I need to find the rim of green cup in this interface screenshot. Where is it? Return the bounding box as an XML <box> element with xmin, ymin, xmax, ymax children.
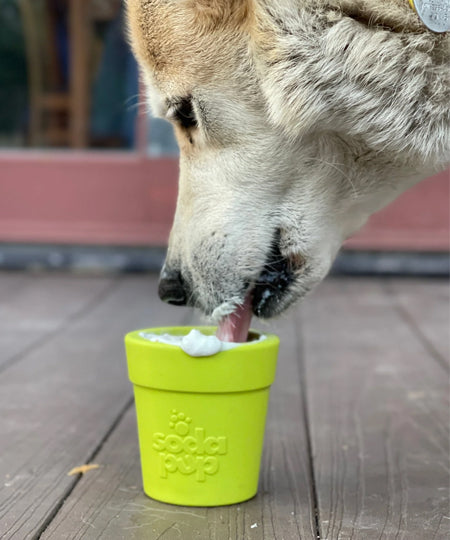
<box><xmin>125</xmin><ymin>326</ymin><xmax>279</xmax><ymax>394</ymax></box>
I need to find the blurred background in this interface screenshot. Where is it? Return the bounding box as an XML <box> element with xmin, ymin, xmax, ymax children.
<box><xmin>0</xmin><ymin>0</ymin><xmax>448</xmax><ymax>274</ymax></box>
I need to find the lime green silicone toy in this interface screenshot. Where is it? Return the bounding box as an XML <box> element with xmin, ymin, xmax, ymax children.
<box><xmin>125</xmin><ymin>326</ymin><xmax>279</xmax><ymax>507</ymax></box>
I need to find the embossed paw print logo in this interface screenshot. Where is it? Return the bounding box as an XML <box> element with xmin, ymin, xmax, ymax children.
<box><xmin>152</xmin><ymin>409</ymin><xmax>228</xmax><ymax>481</ymax></box>
<box><xmin>169</xmin><ymin>409</ymin><xmax>192</xmax><ymax>436</ymax></box>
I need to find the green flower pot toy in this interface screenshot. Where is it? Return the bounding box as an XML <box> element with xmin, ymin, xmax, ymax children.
<box><xmin>125</xmin><ymin>326</ymin><xmax>279</xmax><ymax>506</ymax></box>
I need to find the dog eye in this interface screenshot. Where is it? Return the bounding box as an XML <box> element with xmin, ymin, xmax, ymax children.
<box><xmin>171</xmin><ymin>98</ymin><xmax>197</xmax><ymax>130</ymax></box>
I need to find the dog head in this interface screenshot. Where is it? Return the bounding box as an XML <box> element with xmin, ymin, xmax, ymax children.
<box><xmin>127</xmin><ymin>0</ymin><xmax>448</xmax><ymax>331</ymax></box>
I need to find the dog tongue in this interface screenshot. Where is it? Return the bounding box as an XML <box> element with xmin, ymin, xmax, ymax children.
<box><xmin>216</xmin><ymin>293</ymin><xmax>253</xmax><ymax>343</ymax></box>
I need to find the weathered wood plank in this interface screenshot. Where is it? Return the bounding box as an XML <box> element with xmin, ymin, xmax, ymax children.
<box><xmin>41</xmin><ymin>315</ymin><xmax>317</xmax><ymax>539</ymax></box>
<box><xmin>0</xmin><ymin>272</ymin><xmax>116</xmax><ymax>371</ymax></box>
<box><xmin>0</xmin><ymin>272</ymin><xmax>29</xmax><ymax>301</ymax></box>
<box><xmin>301</xmin><ymin>278</ymin><xmax>450</xmax><ymax>540</ymax></box>
<box><xmin>386</xmin><ymin>278</ymin><xmax>449</xmax><ymax>369</ymax></box>
<box><xmin>0</xmin><ymin>275</ymin><xmax>189</xmax><ymax>540</ymax></box>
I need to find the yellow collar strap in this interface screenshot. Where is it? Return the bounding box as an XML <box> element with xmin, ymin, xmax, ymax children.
<box><xmin>408</xmin><ymin>0</ymin><xmax>450</xmax><ymax>33</ymax></box>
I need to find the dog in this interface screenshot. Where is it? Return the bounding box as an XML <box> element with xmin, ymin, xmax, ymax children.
<box><xmin>126</xmin><ymin>0</ymin><xmax>449</xmax><ymax>341</ymax></box>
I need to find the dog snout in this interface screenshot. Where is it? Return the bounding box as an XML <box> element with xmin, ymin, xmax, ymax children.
<box><xmin>158</xmin><ymin>267</ymin><xmax>188</xmax><ymax>306</ymax></box>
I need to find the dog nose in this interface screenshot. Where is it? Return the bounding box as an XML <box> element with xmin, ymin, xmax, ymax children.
<box><xmin>158</xmin><ymin>268</ymin><xmax>188</xmax><ymax>306</ymax></box>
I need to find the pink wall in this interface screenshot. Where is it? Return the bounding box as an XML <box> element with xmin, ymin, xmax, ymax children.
<box><xmin>0</xmin><ymin>151</ymin><xmax>177</xmax><ymax>245</ymax></box>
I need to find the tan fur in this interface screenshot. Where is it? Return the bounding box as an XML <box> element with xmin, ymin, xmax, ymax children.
<box><xmin>127</xmin><ymin>0</ymin><xmax>250</xmax><ymax>82</ymax></box>
<box><xmin>126</xmin><ymin>0</ymin><xmax>449</xmax><ymax>319</ymax></box>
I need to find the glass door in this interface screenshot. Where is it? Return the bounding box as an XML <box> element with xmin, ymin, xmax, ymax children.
<box><xmin>0</xmin><ymin>0</ymin><xmax>179</xmax><ymax>246</ymax></box>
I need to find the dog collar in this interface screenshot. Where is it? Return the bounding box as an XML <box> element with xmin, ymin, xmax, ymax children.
<box><xmin>408</xmin><ymin>0</ymin><xmax>450</xmax><ymax>32</ymax></box>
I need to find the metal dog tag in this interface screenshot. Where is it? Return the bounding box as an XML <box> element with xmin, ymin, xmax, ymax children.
<box><xmin>410</xmin><ymin>0</ymin><xmax>450</xmax><ymax>33</ymax></box>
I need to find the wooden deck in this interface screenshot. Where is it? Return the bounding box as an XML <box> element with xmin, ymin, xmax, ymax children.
<box><xmin>0</xmin><ymin>272</ymin><xmax>448</xmax><ymax>540</ymax></box>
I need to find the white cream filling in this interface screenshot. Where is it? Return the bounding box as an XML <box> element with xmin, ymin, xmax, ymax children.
<box><xmin>139</xmin><ymin>329</ymin><xmax>266</xmax><ymax>357</ymax></box>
